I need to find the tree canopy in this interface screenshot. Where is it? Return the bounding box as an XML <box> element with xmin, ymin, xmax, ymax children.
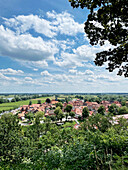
<box><xmin>69</xmin><ymin>0</ymin><xmax>128</xmax><ymax>77</ymax></box>
<box><xmin>56</xmin><ymin>102</ymin><xmax>63</xmax><ymax>109</ymax></box>
<box><xmin>65</xmin><ymin>104</ymin><xmax>73</xmax><ymax>113</ymax></box>
<box><xmin>98</xmin><ymin>105</ymin><xmax>105</xmax><ymax>115</ymax></box>
<box><xmin>46</xmin><ymin>98</ymin><xmax>51</xmax><ymax>103</ymax></box>
<box><xmin>82</xmin><ymin>107</ymin><xmax>89</xmax><ymax>118</ymax></box>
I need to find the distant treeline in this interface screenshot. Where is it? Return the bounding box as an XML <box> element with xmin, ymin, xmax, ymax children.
<box><xmin>0</xmin><ymin>94</ymin><xmax>52</xmax><ymax>104</ymax></box>
<box><xmin>0</xmin><ymin>94</ymin><xmax>128</xmax><ymax>105</ymax></box>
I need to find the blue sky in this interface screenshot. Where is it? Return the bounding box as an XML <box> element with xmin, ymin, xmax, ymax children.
<box><xmin>0</xmin><ymin>0</ymin><xmax>127</xmax><ymax>93</ymax></box>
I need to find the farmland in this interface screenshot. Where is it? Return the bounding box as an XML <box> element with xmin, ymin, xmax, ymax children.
<box><xmin>0</xmin><ymin>96</ymin><xmax>54</xmax><ymax>112</ymax></box>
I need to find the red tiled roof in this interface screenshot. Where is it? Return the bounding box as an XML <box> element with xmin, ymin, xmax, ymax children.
<box><xmin>74</xmin><ymin>124</ymin><xmax>80</xmax><ymax>129</ymax></box>
<box><xmin>89</xmin><ymin>111</ymin><xmax>93</xmax><ymax>116</ymax></box>
<box><xmin>51</xmin><ymin>100</ymin><xmax>58</xmax><ymax>104</ymax></box>
<box><xmin>31</xmin><ymin>104</ymin><xmax>41</xmax><ymax>107</ymax></box>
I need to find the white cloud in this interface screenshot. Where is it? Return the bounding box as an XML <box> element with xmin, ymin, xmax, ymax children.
<box><xmin>96</xmin><ymin>74</ymin><xmax>120</xmax><ymax>82</ymax></box>
<box><xmin>41</xmin><ymin>70</ymin><xmax>51</xmax><ymax>76</ymax></box>
<box><xmin>0</xmin><ymin>73</ymin><xmax>10</xmax><ymax>80</ymax></box>
<box><xmin>54</xmin><ymin>52</ymin><xmax>84</xmax><ymax>68</ymax></box>
<box><xmin>69</xmin><ymin>69</ymin><xmax>77</xmax><ymax>74</ymax></box>
<box><xmin>0</xmin><ymin>68</ymin><xmax>24</xmax><ymax>75</ymax></box>
<box><xmin>54</xmin><ymin>41</ymin><xmax>115</xmax><ymax>68</ymax></box>
<box><xmin>3</xmin><ymin>14</ymin><xmax>57</xmax><ymax>38</ymax></box>
<box><xmin>0</xmin><ymin>25</ymin><xmax>58</xmax><ymax>61</ymax></box>
<box><xmin>31</xmin><ymin>60</ymin><xmax>48</xmax><ymax>67</ymax></box>
<box><xmin>25</xmin><ymin>77</ymin><xmax>33</xmax><ymax>81</ymax></box>
<box><xmin>84</xmin><ymin>70</ymin><xmax>94</xmax><ymax>75</ymax></box>
<box><xmin>1</xmin><ymin>12</ymin><xmax>114</xmax><ymax>70</ymax></box>
<box><xmin>47</xmin><ymin>11</ymin><xmax>84</xmax><ymax>36</ymax></box>
<box><xmin>4</xmin><ymin>12</ymin><xmax>84</xmax><ymax>38</ymax></box>
<box><xmin>33</xmin><ymin>68</ymin><xmax>38</xmax><ymax>71</ymax></box>
<box><xmin>0</xmin><ymin>73</ymin><xmax>19</xmax><ymax>81</ymax></box>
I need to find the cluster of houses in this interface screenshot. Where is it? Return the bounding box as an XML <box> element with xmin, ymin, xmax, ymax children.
<box><xmin>18</xmin><ymin>99</ymin><xmax>122</xmax><ymax>120</ymax></box>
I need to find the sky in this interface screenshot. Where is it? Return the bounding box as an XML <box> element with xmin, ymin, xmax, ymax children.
<box><xmin>0</xmin><ymin>0</ymin><xmax>127</xmax><ymax>93</ymax></box>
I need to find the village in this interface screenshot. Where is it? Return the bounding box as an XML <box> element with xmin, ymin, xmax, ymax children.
<box><xmin>16</xmin><ymin>98</ymin><xmax>128</xmax><ymax>128</ymax></box>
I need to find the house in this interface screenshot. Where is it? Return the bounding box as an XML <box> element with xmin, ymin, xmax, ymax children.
<box><xmin>51</xmin><ymin>100</ymin><xmax>58</xmax><ymax>105</ymax></box>
<box><xmin>72</xmin><ymin>99</ymin><xmax>84</xmax><ymax>106</ymax></box>
<box><xmin>45</xmin><ymin>109</ymin><xmax>55</xmax><ymax>116</ymax></box>
<box><xmin>112</xmin><ymin>114</ymin><xmax>128</xmax><ymax>124</ymax></box>
<box><xmin>73</xmin><ymin>107</ymin><xmax>82</xmax><ymax>118</ymax></box>
<box><xmin>89</xmin><ymin>111</ymin><xmax>93</xmax><ymax>116</ymax></box>
<box><xmin>18</xmin><ymin>112</ymin><xmax>25</xmax><ymax>120</ymax></box>
<box><xmin>30</xmin><ymin>104</ymin><xmax>41</xmax><ymax>108</ymax></box>
<box><xmin>21</xmin><ymin>105</ymin><xmax>29</xmax><ymax>111</ymax></box>
<box><xmin>86</xmin><ymin>102</ymin><xmax>99</xmax><ymax>111</ymax></box>
<box><xmin>74</xmin><ymin>124</ymin><xmax>80</xmax><ymax>129</ymax></box>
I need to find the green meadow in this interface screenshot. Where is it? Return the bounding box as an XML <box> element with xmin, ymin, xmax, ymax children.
<box><xmin>0</xmin><ymin>96</ymin><xmax>54</xmax><ymax>112</ymax></box>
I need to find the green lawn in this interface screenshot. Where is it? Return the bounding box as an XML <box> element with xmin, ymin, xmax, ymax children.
<box><xmin>0</xmin><ymin>96</ymin><xmax>54</xmax><ymax>112</ymax></box>
<box><xmin>62</xmin><ymin>121</ymin><xmax>76</xmax><ymax>128</ymax></box>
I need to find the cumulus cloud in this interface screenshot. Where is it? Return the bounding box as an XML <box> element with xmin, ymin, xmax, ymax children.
<box><xmin>0</xmin><ymin>68</ymin><xmax>24</xmax><ymax>75</ymax></box>
<box><xmin>54</xmin><ymin>52</ymin><xmax>84</xmax><ymax>68</ymax></box>
<box><xmin>0</xmin><ymin>11</ymin><xmax>84</xmax><ymax>67</ymax></box>
<box><xmin>25</xmin><ymin>77</ymin><xmax>33</xmax><ymax>81</ymax></box>
<box><xmin>69</xmin><ymin>69</ymin><xmax>77</xmax><ymax>74</ymax></box>
<box><xmin>3</xmin><ymin>11</ymin><xmax>84</xmax><ymax>37</ymax></box>
<box><xmin>54</xmin><ymin>41</ymin><xmax>115</xmax><ymax>68</ymax></box>
<box><xmin>96</xmin><ymin>74</ymin><xmax>120</xmax><ymax>82</ymax></box>
<box><xmin>41</xmin><ymin>70</ymin><xmax>51</xmax><ymax>76</ymax></box>
<box><xmin>3</xmin><ymin>14</ymin><xmax>57</xmax><ymax>38</ymax></box>
<box><xmin>1</xmin><ymin>12</ymin><xmax>114</xmax><ymax>70</ymax></box>
<box><xmin>30</xmin><ymin>60</ymin><xmax>48</xmax><ymax>67</ymax></box>
<box><xmin>69</xmin><ymin>69</ymin><xmax>94</xmax><ymax>76</ymax></box>
<box><xmin>0</xmin><ymin>73</ymin><xmax>19</xmax><ymax>81</ymax></box>
<box><xmin>84</xmin><ymin>70</ymin><xmax>94</xmax><ymax>75</ymax></box>
<box><xmin>33</xmin><ymin>68</ymin><xmax>38</xmax><ymax>71</ymax></box>
<box><xmin>0</xmin><ymin>73</ymin><xmax>10</xmax><ymax>80</ymax></box>
<box><xmin>0</xmin><ymin>25</ymin><xmax>58</xmax><ymax>61</ymax></box>
<box><xmin>47</xmin><ymin>11</ymin><xmax>84</xmax><ymax>36</ymax></box>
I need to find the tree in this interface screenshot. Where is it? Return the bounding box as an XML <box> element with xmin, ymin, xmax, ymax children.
<box><xmin>118</xmin><ymin>106</ymin><xmax>128</xmax><ymax>115</ymax></box>
<box><xmin>54</xmin><ymin>107</ymin><xmax>64</xmax><ymax>121</ymax></box>
<box><xmin>108</xmin><ymin>104</ymin><xmax>119</xmax><ymax>115</ymax></box>
<box><xmin>69</xmin><ymin>0</ymin><xmax>128</xmax><ymax>77</ymax></box>
<box><xmin>46</xmin><ymin>98</ymin><xmax>51</xmax><ymax>104</ymax></box>
<box><xmin>65</xmin><ymin>104</ymin><xmax>73</xmax><ymax>113</ymax></box>
<box><xmin>121</xmin><ymin>100</ymin><xmax>126</xmax><ymax>106</ymax></box>
<box><xmin>29</xmin><ymin>100</ymin><xmax>32</xmax><ymax>105</ymax></box>
<box><xmin>78</xmin><ymin>115</ymin><xmax>82</xmax><ymax>121</ymax></box>
<box><xmin>98</xmin><ymin>105</ymin><xmax>105</xmax><ymax>115</ymax></box>
<box><xmin>0</xmin><ymin>113</ymin><xmax>24</xmax><ymax>162</ymax></box>
<box><xmin>37</xmin><ymin>100</ymin><xmax>41</xmax><ymax>104</ymax></box>
<box><xmin>11</xmin><ymin>98</ymin><xmax>16</xmax><ymax>102</ymax></box>
<box><xmin>56</xmin><ymin>102</ymin><xmax>63</xmax><ymax>109</ymax></box>
<box><xmin>25</xmin><ymin>112</ymin><xmax>34</xmax><ymax>122</ymax></box>
<box><xmin>82</xmin><ymin>107</ymin><xmax>89</xmax><ymax>118</ymax></box>
<box><xmin>58</xmin><ymin>110</ymin><xmax>64</xmax><ymax>121</ymax></box>
<box><xmin>69</xmin><ymin>111</ymin><xmax>75</xmax><ymax>118</ymax></box>
<box><xmin>54</xmin><ymin>106</ymin><xmax>61</xmax><ymax>116</ymax></box>
<box><xmin>15</xmin><ymin>96</ymin><xmax>21</xmax><ymax>101</ymax></box>
<box><xmin>50</xmin><ymin>115</ymin><xmax>56</xmax><ymax>121</ymax></box>
<box><xmin>65</xmin><ymin>113</ymin><xmax>69</xmax><ymax>121</ymax></box>
<box><xmin>81</xmin><ymin>113</ymin><xmax>112</xmax><ymax>132</ymax></box>
<box><xmin>35</xmin><ymin>111</ymin><xmax>44</xmax><ymax>124</ymax></box>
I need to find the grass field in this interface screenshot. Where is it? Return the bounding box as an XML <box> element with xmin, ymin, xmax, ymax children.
<box><xmin>0</xmin><ymin>96</ymin><xmax>54</xmax><ymax>112</ymax></box>
<box><xmin>62</xmin><ymin>121</ymin><xmax>76</xmax><ymax>128</ymax></box>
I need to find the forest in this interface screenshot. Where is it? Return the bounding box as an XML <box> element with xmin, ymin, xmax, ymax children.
<box><xmin>0</xmin><ymin>110</ymin><xmax>128</xmax><ymax>169</ymax></box>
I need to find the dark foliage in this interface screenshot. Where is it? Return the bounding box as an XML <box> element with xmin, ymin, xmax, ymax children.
<box><xmin>69</xmin><ymin>0</ymin><xmax>128</xmax><ymax>77</ymax></box>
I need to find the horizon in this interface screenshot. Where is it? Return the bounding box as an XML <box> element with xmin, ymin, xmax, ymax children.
<box><xmin>1</xmin><ymin>93</ymin><xmax>128</xmax><ymax>95</ymax></box>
